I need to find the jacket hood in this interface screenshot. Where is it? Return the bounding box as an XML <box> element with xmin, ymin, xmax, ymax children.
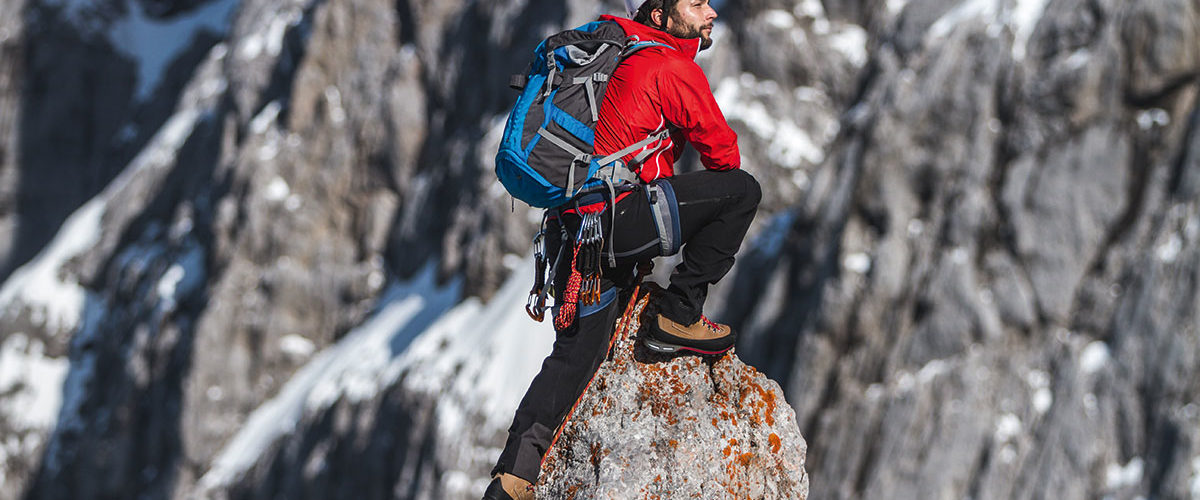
<box><xmin>599</xmin><ymin>15</ymin><xmax>702</xmax><ymax>60</ymax></box>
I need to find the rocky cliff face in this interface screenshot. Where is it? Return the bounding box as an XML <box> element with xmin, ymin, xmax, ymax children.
<box><xmin>723</xmin><ymin>1</ymin><xmax>1200</xmax><ymax>499</ymax></box>
<box><xmin>538</xmin><ymin>288</ymin><xmax>809</xmax><ymax>499</ymax></box>
<box><xmin>1</xmin><ymin>0</ymin><xmax>562</xmax><ymax>498</ymax></box>
<box><xmin>0</xmin><ymin>0</ymin><xmax>1198</xmax><ymax>499</ymax></box>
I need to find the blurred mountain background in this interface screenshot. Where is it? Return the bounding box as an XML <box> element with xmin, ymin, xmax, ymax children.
<box><xmin>0</xmin><ymin>0</ymin><xmax>1197</xmax><ymax>498</ymax></box>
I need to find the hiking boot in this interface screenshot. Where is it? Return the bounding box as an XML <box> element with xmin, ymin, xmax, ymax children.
<box><xmin>645</xmin><ymin>314</ymin><xmax>736</xmax><ymax>355</ymax></box>
<box><xmin>482</xmin><ymin>473</ymin><xmax>534</xmax><ymax>500</ymax></box>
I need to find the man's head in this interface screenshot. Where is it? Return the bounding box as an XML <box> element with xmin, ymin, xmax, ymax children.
<box><xmin>626</xmin><ymin>0</ymin><xmax>718</xmax><ymax>50</ymax></box>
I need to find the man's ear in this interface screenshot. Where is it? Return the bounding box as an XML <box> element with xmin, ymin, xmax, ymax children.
<box><xmin>650</xmin><ymin>8</ymin><xmax>665</xmax><ymax>28</ymax></box>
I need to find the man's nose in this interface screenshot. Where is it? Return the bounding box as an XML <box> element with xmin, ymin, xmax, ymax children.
<box><xmin>704</xmin><ymin>4</ymin><xmax>717</xmax><ymax>20</ymax></box>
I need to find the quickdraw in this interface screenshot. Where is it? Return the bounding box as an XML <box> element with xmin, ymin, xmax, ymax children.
<box><xmin>525</xmin><ymin>230</ymin><xmax>549</xmax><ymax>322</ymax></box>
<box><xmin>576</xmin><ymin>211</ymin><xmax>605</xmax><ymax>307</ymax></box>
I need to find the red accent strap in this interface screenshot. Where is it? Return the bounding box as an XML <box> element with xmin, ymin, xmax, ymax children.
<box><xmin>560</xmin><ymin>191</ymin><xmax>634</xmax><ymax>216</ymax></box>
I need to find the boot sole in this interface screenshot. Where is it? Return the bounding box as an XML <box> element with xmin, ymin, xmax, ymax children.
<box><xmin>644</xmin><ymin>338</ymin><xmax>733</xmax><ymax>356</ymax></box>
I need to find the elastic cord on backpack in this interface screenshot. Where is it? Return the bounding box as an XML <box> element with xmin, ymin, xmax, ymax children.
<box><xmin>605</xmin><ymin>178</ymin><xmax>619</xmax><ymax>268</ymax></box>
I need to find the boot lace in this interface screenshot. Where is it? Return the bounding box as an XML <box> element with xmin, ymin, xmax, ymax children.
<box><xmin>700</xmin><ymin>315</ymin><xmax>722</xmax><ymax>333</ymax></box>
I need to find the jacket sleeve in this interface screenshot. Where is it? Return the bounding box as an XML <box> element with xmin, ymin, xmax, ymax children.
<box><xmin>655</xmin><ymin>57</ymin><xmax>740</xmax><ymax>171</ymax></box>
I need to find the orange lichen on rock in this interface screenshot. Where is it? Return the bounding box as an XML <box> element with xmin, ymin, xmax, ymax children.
<box><xmin>535</xmin><ymin>290</ymin><xmax>809</xmax><ymax>499</ymax></box>
<box><xmin>737</xmin><ymin>452</ymin><xmax>754</xmax><ymax>468</ymax></box>
<box><xmin>670</xmin><ymin>377</ymin><xmax>688</xmax><ymax>395</ymax></box>
<box><xmin>737</xmin><ymin>378</ymin><xmax>778</xmax><ymax>426</ymax></box>
<box><xmin>760</xmin><ymin>384</ymin><xmax>777</xmax><ymax>426</ymax></box>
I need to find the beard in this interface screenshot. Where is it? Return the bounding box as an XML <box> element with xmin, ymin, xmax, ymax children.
<box><xmin>667</xmin><ymin>12</ymin><xmax>714</xmax><ymax>50</ymax></box>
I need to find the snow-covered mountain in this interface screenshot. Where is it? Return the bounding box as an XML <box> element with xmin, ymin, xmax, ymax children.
<box><xmin>1</xmin><ymin>0</ymin><xmax>1199</xmax><ymax>499</ymax></box>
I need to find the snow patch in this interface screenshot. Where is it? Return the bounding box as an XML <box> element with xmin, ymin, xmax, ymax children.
<box><xmin>828</xmin><ymin>25</ymin><xmax>868</xmax><ymax>68</ymax></box>
<box><xmin>280</xmin><ymin>335</ymin><xmax>316</xmax><ymax>359</ymax></box>
<box><xmin>106</xmin><ymin>0</ymin><xmax>240</xmax><ymax>100</ymax></box>
<box><xmin>324</xmin><ymin>87</ymin><xmax>347</xmax><ymax>124</ymax></box>
<box><xmin>924</xmin><ymin>0</ymin><xmax>1048</xmax><ymax>60</ymax></box>
<box><xmin>251</xmin><ymin>101</ymin><xmax>283</xmax><ymax>135</ymax></box>
<box><xmin>917</xmin><ymin>359</ymin><xmax>949</xmax><ymax>383</ymax></box>
<box><xmin>908</xmin><ymin>219</ymin><xmax>925</xmax><ymax>237</ymax></box>
<box><xmin>794</xmin><ymin>87</ymin><xmax>828</xmax><ymax>105</ymax></box>
<box><xmin>1079</xmin><ymin>341</ymin><xmax>1110</xmax><ymax>375</ymax></box>
<box><xmin>1010</xmin><ymin>0</ymin><xmax>1048</xmax><ymax>60</ymax></box>
<box><xmin>1138</xmin><ymin>109</ymin><xmax>1171</xmax><ymax>130</ymax></box>
<box><xmin>1157</xmin><ymin>233</ymin><xmax>1183</xmax><ymax>263</ymax></box>
<box><xmin>762</xmin><ymin>9</ymin><xmax>795</xmax><ymax>30</ymax></box>
<box><xmin>9</xmin><ymin>56</ymin><xmax>220</xmax><ymax>463</ymax></box>
<box><xmin>843</xmin><ymin>252</ymin><xmax>872</xmax><ymax>274</ymax></box>
<box><xmin>197</xmin><ymin>263</ymin><xmax>463</xmax><ymax>491</ymax></box>
<box><xmin>887</xmin><ymin>0</ymin><xmax>909</xmax><ymax>16</ymax></box>
<box><xmin>502</xmin><ymin>253</ymin><xmax>524</xmax><ymax>271</ymax></box>
<box><xmin>238</xmin><ymin>8</ymin><xmax>303</xmax><ymax>60</ymax></box>
<box><xmin>791</xmin><ymin>0</ymin><xmax>829</xmax><ymax>33</ymax></box>
<box><xmin>36</xmin><ymin>0</ymin><xmax>232</xmax><ymax>101</ymax></box>
<box><xmin>950</xmin><ymin>246</ymin><xmax>970</xmax><ymax>265</ymax></box>
<box><xmin>0</xmin><ymin>199</ymin><xmax>102</xmax><ymax>333</ymax></box>
<box><xmin>865</xmin><ymin>384</ymin><xmax>885</xmax><ymax>402</ymax></box>
<box><xmin>0</xmin><ymin>334</ymin><xmax>70</xmax><ymax>430</ymax></box>
<box><xmin>198</xmin><ymin>257</ymin><xmax>558</xmax><ymax>495</ymax></box>
<box><xmin>156</xmin><ymin>244</ymin><xmax>205</xmax><ymax>314</ymax></box>
<box><xmin>928</xmin><ymin>0</ymin><xmax>996</xmax><ymax>41</ymax></box>
<box><xmin>1106</xmin><ymin>457</ymin><xmax>1144</xmax><ymax>489</ymax></box>
<box><xmin>772</xmin><ymin>120</ymin><xmax>825</xmax><ymax>167</ymax></box>
<box><xmin>258</xmin><ymin>140</ymin><xmax>279</xmax><ymax>162</ymax></box>
<box><xmin>394</xmin><ymin>257</ymin><xmax>556</xmax><ymax>431</ymax></box>
<box><xmin>999</xmin><ymin>444</ymin><xmax>1017</xmax><ymax>463</ymax></box>
<box><xmin>1064</xmin><ymin>48</ymin><xmax>1090</xmax><ymax>70</ymax></box>
<box><xmin>714</xmin><ymin>75</ymin><xmax>827</xmax><ymax>169</ymax></box>
<box><xmin>156</xmin><ymin>264</ymin><xmax>187</xmax><ymax>303</ymax></box>
<box><xmin>1026</xmin><ymin>370</ymin><xmax>1052</xmax><ymax>415</ymax></box>
<box><xmin>994</xmin><ymin>413</ymin><xmax>1021</xmax><ymax>443</ymax></box>
<box><xmin>1190</xmin><ymin>455</ymin><xmax>1200</xmax><ymax>499</ymax></box>
<box><xmin>795</xmin><ymin>0</ymin><xmax>824</xmax><ymax>19</ymax></box>
<box><xmin>40</xmin><ymin>297</ymin><xmax>107</xmax><ymax>474</ymax></box>
<box><xmin>264</xmin><ymin>176</ymin><xmax>291</xmax><ymax>202</ymax></box>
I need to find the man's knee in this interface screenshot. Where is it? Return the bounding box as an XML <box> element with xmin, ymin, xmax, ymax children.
<box><xmin>728</xmin><ymin>169</ymin><xmax>761</xmax><ymax>209</ymax></box>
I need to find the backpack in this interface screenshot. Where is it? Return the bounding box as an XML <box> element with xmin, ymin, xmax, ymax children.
<box><xmin>495</xmin><ymin>20</ymin><xmax>671</xmax><ymax>209</ymax></box>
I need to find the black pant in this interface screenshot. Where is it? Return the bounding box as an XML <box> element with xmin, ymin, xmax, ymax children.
<box><xmin>492</xmin><ymin>169</ymin><xmax>761</xmax><ymax>482</ymax></box>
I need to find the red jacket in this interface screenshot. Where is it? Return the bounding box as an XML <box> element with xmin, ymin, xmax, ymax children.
<box><xmin>593</xmin><ymin>15</ymin><xmax>740</xmax><ymax>183</ymax></box>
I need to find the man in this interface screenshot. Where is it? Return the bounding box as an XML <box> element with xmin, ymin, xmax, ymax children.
<box><xmin>484</xmin><ymin>1</ymin><xmax>759</xmax><ymax>498</ymax></box>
